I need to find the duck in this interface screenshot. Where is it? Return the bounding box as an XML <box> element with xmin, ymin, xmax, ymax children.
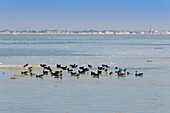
<box><xmin>70</xmin><ymin>64</ymin><xmax>78</xmax><ymax>68</ymax></box>
<box><xmin>117</xmin><ymin>71</ymin><xmax>126</xmax><ymax>77</ymax></box>
<box><xmin>88</xmin><ymin>64</ymin><xmax>93</xmax><ymax>68</ymax></box>
<box><xmin>135</xmin><ymin>71</ymin><xmax>143</xmax><ymax>77</ymax></box>
<box><xmin>23</xmin><ymin>63</ymin><xmax>28</xmax><ymax>67</ymax></box>
<box><xmin>109</xmin><ymin>72</ymin><xmax>113</xmax><ymax>75</ymax></box>
<box><xmin>91</xmin><ymin>71</ymin><xmax>100</xmax><ymax>78</ymax></box>
<box><xmin>126</xmin><ymin>72</ymin><xmax>131</xmax><ymax>75</ymax></box>
<box><xmin>11</xmin><ymin>77</ymin><xmax>16</xmax><ymax>79</ymax></box>
<box><xmin>36</xmin><ymin>74</ymin><xmax>44</xmax><ymax>78</ymax></box>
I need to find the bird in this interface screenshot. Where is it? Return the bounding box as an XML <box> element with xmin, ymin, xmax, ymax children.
<box><xmin>135</xmin><ymin>71</ymin><xmax>143</xmax><ymax>77</ymax></box>
<box><xmin>109</xmin><ymin>72</ymin><xmax>113</xmax><ymax>75</ymax></box>
<box><xmin>117</xmin><ymin>71</ymin><xmax>126</xmax><ymax>77</ymax></box>
<box><xmin>126</xmin><ymin>72</ymin><xmax>131</xmax><ymax>75</ymax></box>
<box><xmin>88</xmin><ymin>64</ymin><xmax>93</xmax><ymax>68</ymax></box>
<box><xmin>23</xmin><ymin>63</ymin><xmax>28</xmax><ymax>67</ymax></box>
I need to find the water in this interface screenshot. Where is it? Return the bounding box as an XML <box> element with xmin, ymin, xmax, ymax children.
<box><xmin>0</xmin><ymin>34</ymin><xmax>170</xmax><ymax>113</ymax></box>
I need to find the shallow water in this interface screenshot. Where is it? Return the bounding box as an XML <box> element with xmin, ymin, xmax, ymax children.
<box><xmin>0</xmin><ymin>34</ymin><xmax>170</xmax><ymax>113</ymax></box>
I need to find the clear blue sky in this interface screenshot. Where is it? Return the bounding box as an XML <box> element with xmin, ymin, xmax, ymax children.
<box><xmin>0</xmin><ymin>0</ymin><xmax>170</xmax><ymax>30</ymax></box>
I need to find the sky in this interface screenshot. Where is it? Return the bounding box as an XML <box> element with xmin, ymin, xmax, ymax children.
<box><xmin>0</xmin><ymin>0</ymin><xmax>170</xmax><ymax>30</ymax></box>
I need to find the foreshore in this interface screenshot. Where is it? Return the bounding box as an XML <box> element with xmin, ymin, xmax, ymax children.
<box><xmin>0</xmin><ymin>65</ymin><xmax>44</xmax><ymax>70</ymax></box>
<box><xmin>0</xmin><ymin>65</ymin><xmax>23</xmax><ymax>69</ymax></box>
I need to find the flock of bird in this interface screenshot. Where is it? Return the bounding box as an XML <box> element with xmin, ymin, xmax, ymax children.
<box><xmin>15</xmin><ymin>63</ymin><xmax>144</xmax><ymax>79</ymax></box>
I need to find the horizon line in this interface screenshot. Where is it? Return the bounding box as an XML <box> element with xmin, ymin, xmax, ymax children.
<box><xmin>0</xmin><ymin>29</ymin><xmax>169</xmax><ymax>31</ymax></box>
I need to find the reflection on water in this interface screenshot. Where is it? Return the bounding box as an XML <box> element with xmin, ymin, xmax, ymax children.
<box><xmin>0</xmin><ymin>34</ymin><xmax>170</xmax><ymax>113</ymax></box>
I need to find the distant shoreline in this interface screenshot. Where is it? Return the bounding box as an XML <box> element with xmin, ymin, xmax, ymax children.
<box><xmin>0</xmin><ymin>29</ymin><xmax>170</xmax><ymax>35</ymax></box>
<box><xmin>0</xmin><ymin>33</ymin><xmax>170</xmax><ymax>35</ymax></box>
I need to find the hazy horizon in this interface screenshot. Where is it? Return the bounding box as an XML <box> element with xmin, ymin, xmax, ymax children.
<box><xmin>0</xmin><ymin>0</ymin><xmax>170</xmax><ymax>31</ymax></box>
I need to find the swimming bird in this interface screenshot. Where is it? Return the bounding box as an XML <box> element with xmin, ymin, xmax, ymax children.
<box><xmin>21</xmin><ymin>71</ymin><xmax>29</xmax><ymax>75</ymax></box>
<box><xmin>135</xmin><ymin>71</ymin><xmax>143</xmax><ymax>77</ymax></box>
<box><xmin>11</xmin><ymin>77</ymin><xmax>16</xmax><ymax>79</ymax></box>
<box><xmin>36</xmin><ymin>74</ymin><xmax>44</xmax><ymax>78</ymax></box>
<box><xmin>126</xmin><ymin>72</ymin><xmax>131</xmax><ymax>75</ymax></box>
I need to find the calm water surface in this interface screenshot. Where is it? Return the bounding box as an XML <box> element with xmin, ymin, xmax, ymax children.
<box><xmin>0</xmin><ymin>34</ymin><xmax>170</xmax><ymax>113</ymax></box>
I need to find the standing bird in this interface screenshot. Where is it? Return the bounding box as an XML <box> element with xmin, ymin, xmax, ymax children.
<box><xmin>23</xmin><ymin>63</ymin><xmax>29</xmax><ymax>67</ymax></box>
<box><xmin>88</xmin><ymin>64</ymin><xmax>93</xmax><ymax>68</ymax></box>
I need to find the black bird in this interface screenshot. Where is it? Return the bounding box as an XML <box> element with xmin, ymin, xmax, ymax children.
<box><xmin>109</xmin><ymin>72</ymin><xmax>113</xmax><ymax>75</ymax></box>
<box><xmin>76</xmin><ymin>74</ymin><xmax>80</xmax><ymax>79</ymax></box>
<box><xmin>104</xmin><ymin>69</ymin><xmax>108</xmax><ymax>72</ymax></box>
<box><xmin>51</xmin><ymin>70</ymin><xmax>62</xmax><ymax>76</ymax></box>
<box><xmin>79</xmin><ymin>66</ymin><xmax>85</xmax><ymax>69</ymax></box>
<box><xmin>36</xmin><ymin>74</ymin><xmax>44</xmax><ymax>78</ymax></box>
<box><xmin>102</xmin><ymin>64</ymin><xmax>110</xmax><ymax>68</ymax></box>
<box><xmin>71</xmin><ymin>72</ymin><xmax>77</xmax><ymax>76</ymax></box>
<box><xmin>54</xmin><ymin>74</ymin><xmax>62</xmax><ymax>79</ymax></box>
<box><xmin>40</xmin><ymin>64</ymin><xmax>46</xmax><ymax>67</ymax></box>
<box><xmin>21</xmin><ymin>71</ymin><xmax>28</xmax><ymax>75</ymax></box>
<box><xmin>127</xmin><ymin>72</ymin><xmax>131</xmax><ymax>75</ymax></box>
<box><xmin>117</xmin><ymin>71</ymin><xmax>126</xmax><ymax>77</ymax></box>
<box><xmin>83</xmin><ymin>68</ymin><xmax>89</xmax><ymax>72</ymax></box>
<box><xmin>118</xmin><ymin>68</ymin><xmax>123</xmax><ymax>72</ymax></box>
<box><xmin>61</xmin><ymin>66</ymin><xmax>67</xmax><ymax>70</ymax></box>
<box><xmin>70</xmin><ymin>64</ymin><xmax>78</xmax><ymax>68</ymax></box>
<box><xmin>28</xmin><ymin>66</ymin><xmax>33</xmax><ymax>71</ymax></box>
<box><xmin>105</xmin><ymin>65</ymin><xmax>110</xmax><ymax>68</ymax></box>
<box><xmin>67</xmin><ymin>68</ymin><xmax>73</xmax><ymax>72</ymax></box>
<box><xmin>115</xmin><ymin>67</ymin><xmax>118</xmax><ymax>70</ymax></box>
<box><xmin>23</xmin><ymin>63</ymin><xmax>28</xmax><ymax>67</ymax></box>
<box><xmin>47</xmin><ymin>66</ymin><xmax>52</xmax><ymax>72</ymax></box>
<box><xmin>91</xmin><ymin>71</ymin><xmax>100</xmax><ymax>78</ymax></box>
<box><xmin>98</xmin><ymin>66</ymin><xmax>105</xmax><ymax>70</ymax></box>
<box><xmin>78</xmin><ymin>70</ymin><xmax>85</xmax><ymax>74</ymax></box>
<box><xmin>98</xmin><ymin>70</ymin><xmax>102</xmax><ymax>74</ymax></box>
<box><xmin>56</xmin><ymin>64</ymin><xmax>61</xmax><ymax>68</ymax></box>
<box><xmin>43</xmin><ymin>70</ymin><xmax>48</xmax><ymax>75</ymax></box>
<box><xmin>88</xmin><ymin>64</ymin><xmax>93</xmax><ymax>68</ymax></box>
<box><xmin>30</xmin><ymin>72</ymin><xmax>36</xmax><ymax>77</ymax></box>
<box><xmin>135</xmin><ymin>71</ymin><xmax>143</xmax><ymax>77</ymax></box>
